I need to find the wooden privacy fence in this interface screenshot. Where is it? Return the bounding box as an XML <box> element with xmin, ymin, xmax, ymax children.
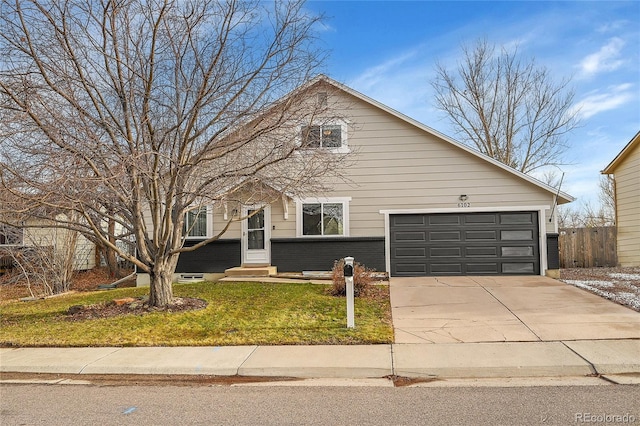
<box><xmin>559</xmin><ymin>227</ymin><xmax>617</xmax><ymax>268</ymax></box>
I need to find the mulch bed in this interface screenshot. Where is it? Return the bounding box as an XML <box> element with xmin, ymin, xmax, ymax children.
<box><xmin>66</xmin><ymin>297</ymin><xmax>208</xmax><ymax>321</ymax></box>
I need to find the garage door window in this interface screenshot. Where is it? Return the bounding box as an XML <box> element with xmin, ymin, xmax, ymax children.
<box><xmin>502</xmin><ymin>246</ymin><xmax>534</xmax><ymax>256</ymax></box>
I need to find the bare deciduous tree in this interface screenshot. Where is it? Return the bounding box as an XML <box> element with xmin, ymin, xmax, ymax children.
<box><xmin>557</xmin><ymin>176</ymin><xmax>615</xmax><ymax>228</ymax></box>
<box><xmin>0</xmin><ymin>0</ymin><xmax>346</xmax><ymax>307</ymax></box>
<box><xmin>432</xmin><ymin>39</ymin><xmax>580</xmax><ymax>173</ymax></box>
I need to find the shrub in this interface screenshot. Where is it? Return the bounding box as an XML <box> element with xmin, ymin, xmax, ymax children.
<box><xmin>329</xmin><ymin>259</ymin><xmax>376</xmax><ymax>297</ymax></box>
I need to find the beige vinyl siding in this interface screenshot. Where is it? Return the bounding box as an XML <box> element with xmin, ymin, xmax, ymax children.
<box><xmin>22</xmin><ymin>220</ymin><xmax>96</xmax><ymax>271</ymax></box>
<box><xmin>142</xmin><ymin>83</ymin><xmax>560</xmax><ymax>246</ymax></box>
<box><xmin>301</xmin><ymin>91</ymin><xmax>556</xmax><ymax>238</ymax></box>
<box><xmin>613</xmin><ymin>143</ymin><xmax>640</xmax><ymax>266</ymax></box>
<box><xmin>212</xmin><ymin>200</ymin><xmax>293</xmax><ymax>240</ymax></box>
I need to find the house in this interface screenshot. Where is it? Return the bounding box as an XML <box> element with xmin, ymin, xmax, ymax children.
<box><xmin>602</xmin><ymin>131</ymin><xmax>640</xmax><ymax>267</ymax></box>
<box><xmin>0</xmin><ymin>217</ymin><xmax>96</xmax><ymax>274</ymax></box>
<box><xmin>136</xmin><ymin>75</ymin><xmax>574</xmax><ymax>285</ymax></box>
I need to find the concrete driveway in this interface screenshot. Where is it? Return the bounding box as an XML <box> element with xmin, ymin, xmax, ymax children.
<box><xmin>390</xmin><ymin>276</ymin><xmax>640</xmax><ymax>344</ymax></box>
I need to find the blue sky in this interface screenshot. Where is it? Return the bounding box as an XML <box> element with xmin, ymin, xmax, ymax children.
<box><xmin>305</xmin><ymin>0</ymin><xmax>640</xmax><ymax>206</ymax></box>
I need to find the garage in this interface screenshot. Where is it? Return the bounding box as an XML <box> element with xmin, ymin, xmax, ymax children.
<box><xmin>390</xmin><ymin>211</ymin><xmax>539</xmax><ymax>276</ymax></box>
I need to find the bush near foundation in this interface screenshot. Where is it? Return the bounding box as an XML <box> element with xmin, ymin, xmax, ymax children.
<box><xmin>330</xmin><ymin>259</ymin><xmax>376</xmax><ymax>297</ymax></box>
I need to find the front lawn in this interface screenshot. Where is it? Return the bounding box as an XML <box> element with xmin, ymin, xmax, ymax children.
<box><xmin>0</xmin><ymin>282</ymin><xmax>393</xmax><ymax>346</ymax></box>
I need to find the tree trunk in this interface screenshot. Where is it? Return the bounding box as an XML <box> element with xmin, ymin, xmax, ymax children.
<box><xmin>103</xmin><ymin>216</ymin><xmax>121</xmax><ymax>278</ymax></box>
<box><xmin>148</xmin><ymin>256</ymin><xmax>179</xmax><ymax>307</ymax></box>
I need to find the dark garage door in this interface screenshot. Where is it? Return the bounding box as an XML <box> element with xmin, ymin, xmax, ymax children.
<box><xmin>390</xmin><ymin>211</ymin><xmax>539</xmax><ymax>276</ymax></box>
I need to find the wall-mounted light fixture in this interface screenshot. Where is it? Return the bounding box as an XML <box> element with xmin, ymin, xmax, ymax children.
<box><xmin>459</xmin><ymin>195</ymin><xmax>468</xmax><ymax>202</ymax></box>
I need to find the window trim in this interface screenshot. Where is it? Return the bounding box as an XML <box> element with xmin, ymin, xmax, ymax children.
<box><xmin>183</xmin><ymin>205</ymin><xmax>214</xmax><ymax>239</ymax></box>
<box><xmin>296</xmin><ymin>197</ymin><xmax>351</xmax><ymax>237</ymax></box>
<box><xmin>298</xmin><ymin>120</ymin><xmax>349</xmax><ymax>154</ymax></box>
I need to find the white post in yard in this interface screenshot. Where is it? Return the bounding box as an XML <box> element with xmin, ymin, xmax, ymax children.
<box><xmin>344</xmin><ymin>256</ymin><xmax>355</xmax><ymax>329</ymax></box>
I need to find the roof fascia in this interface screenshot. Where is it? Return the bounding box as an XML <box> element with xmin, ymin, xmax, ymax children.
<box><xmin>602</xmin><ymin>131</ymin><xmax>640</xmax><ymax>174</ymax></box>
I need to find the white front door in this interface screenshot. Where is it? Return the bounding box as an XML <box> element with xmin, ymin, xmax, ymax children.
<box><xmin>241</xmin><ymin>205</ymin><xmax>271</xmax><ymax>265</ymax></box>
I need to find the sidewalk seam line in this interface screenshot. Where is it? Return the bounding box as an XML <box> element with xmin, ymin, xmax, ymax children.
<box><xmin>236</xmin><ymin>346</ymin><xmax>259</xmax><ymax>376</ymax></box>
<box><xmin>475</xmin><ymin>279</ymin><xmax>542</xmax><ymax>341</ymax></box>
<box><xmin>390</xmin><ymin>344</ymin><xmax>395</xmax><ymax>377</ymax></box>
<box><xmin>560</xmin><ymin>341</ymin><xmax>599</xmax><ymax>376</ymax></box>
<box><xmin>78</xmin><ymin>347</ymin><xmax>123</xmax><ymax>374</ymax></box>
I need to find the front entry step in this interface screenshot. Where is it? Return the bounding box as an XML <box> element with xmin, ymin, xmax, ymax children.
<box><xmin>224</xmin><ymin>266</ymin><xmax>277</xmax><ymax>277</ymax></box>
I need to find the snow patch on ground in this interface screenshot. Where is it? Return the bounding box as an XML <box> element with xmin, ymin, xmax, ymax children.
<box><xmin>608</xmin><ymin>273</ymin><xmax>640</xmax><ymax>281</ymax></box>
<box><xmin>564</xmin><ymin>280</ymin><xmax>640</xmax><ymax>311</ymax></box>
<box><xmin>563</xmin><ymin>280</ymin><xmax>614</xmax><ymax>288</ymax></box>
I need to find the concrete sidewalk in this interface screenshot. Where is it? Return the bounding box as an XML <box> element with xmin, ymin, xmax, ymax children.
<box><xmin>1</xmin><ymin>340</ymin><xmax>639</xmax><ymax>382</ymax></box>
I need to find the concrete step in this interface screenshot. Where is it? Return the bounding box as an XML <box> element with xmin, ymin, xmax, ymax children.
<box><xmin>224</xmin><ymin>266</ymin><xmax>277</xmax><ymax>277</ymax></box>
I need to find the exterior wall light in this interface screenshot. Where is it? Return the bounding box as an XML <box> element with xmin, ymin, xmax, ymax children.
<box><xmin>459</xmin><ymin>195</ymin><xmax>468</xmax><ymax>202</ymax></box>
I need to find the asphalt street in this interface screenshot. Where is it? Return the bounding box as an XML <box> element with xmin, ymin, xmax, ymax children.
<box><xmin>1</xmin><ymin>382</ymin><xmax>638</xmax><ymax>425</ymax></box>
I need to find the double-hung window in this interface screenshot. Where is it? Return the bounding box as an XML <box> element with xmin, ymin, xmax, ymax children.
<box><xmin>297</xmin><ymin>198</ymin><xmax>350</xmax><ymax>237</ymax></box>
<box><xmin>183</xmin><ymin>206</ymin><xmax>210</xmax><ymax>238</ymax></box>
<box><xmin>300</xmin><ymin>121</ymin><xmax>348</xmax><ymax>153</ymax></box>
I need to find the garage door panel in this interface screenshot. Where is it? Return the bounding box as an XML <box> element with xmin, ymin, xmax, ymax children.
<box><xmin>390</xmin><ymin>211</ymin><xmax>539</xmax><ymax>276</ymax></box>
<box><xmin>465</xmin><ymin>246</ymin><xmax>498</xmax><ymax>257</ymax></box>
<box><xmin>394</xmin><ymin>247</ymin><xmax>426</xmax><ymax>258</ymax></box>
<box><xmin>429</xmin><ymin>263</ymin><xmax>463</xmax><ymax>274</ymax></box>
<box><xmin>392</xmin><ymin>215</ymin><xmax>427</xmax><ymax>226</ymax></box>
<box><xmin>466</xmin><ymin>263</ymin><xmax>499</xmax><ymax>274</ymax></box>
<box><xmin>465</xmin><ymin>230</ymin><xmax>498</xmax><ymax>241</ymax></box>
<box><xmin>394</xmin><ymin>263</ymin><xmax>427</xmax><ymax>275</ymax></box>
<box><xmin>429</xmin><ymin>231</ymin><xmax>461</xmax><ymax>241</ymax></box>
<box><xmin>464</xmin><ymin>214</ymin><xmax>497</xmax><ymax>225</ymax></box>
<box><xmin>428</xmin><ymin>215</ymin><xmax>461</xmax><ymax>226</ymax></box>
<box><xmin>393</xmin><ymin>231</ymin><xmax>426</xmax><ymax>242</ymax></box>
<box><xmin>429</xmin><ymin>247</ymin><xmax>462</xmax><ymax>258</ymax></box>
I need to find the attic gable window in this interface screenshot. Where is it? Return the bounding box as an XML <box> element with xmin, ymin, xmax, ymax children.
<box><xmin>302</xmin><ymin>124</ymin><xmax>342</xmax><ymax>148</ymax></box>
<box><xmin>299</xmin><ymin>120</ymin><xmax>349</xmax><ymax>154</ymax></box>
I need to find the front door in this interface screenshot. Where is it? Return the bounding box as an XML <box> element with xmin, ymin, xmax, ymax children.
<box><xmin>242</xmin><ymin>205</ymin><xmax>271</xmax><ymax>265</ymax></box>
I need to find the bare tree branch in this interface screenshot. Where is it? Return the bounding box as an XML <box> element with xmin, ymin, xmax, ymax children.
<box><xmin>432</xmin><ymin>39</ymin><xmax>580</xmax><ymax>173</ymax></box>
<box><xmin>0</xmin><ymin>0</ymin><xmax>343</xmax><ymax>306</ymax></box>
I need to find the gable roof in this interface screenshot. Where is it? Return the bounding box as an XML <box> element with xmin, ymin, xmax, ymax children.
<box><xmin>602</xmin><ymin>130</ymin><xmax>640</xmax><ymax>174</ymax></box>
<box><xmin>307</xmin><ymin>75</ymin><xmax>575</xmax><ymax>204</ymax></box>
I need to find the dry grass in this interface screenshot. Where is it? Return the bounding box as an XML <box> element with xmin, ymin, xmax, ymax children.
<box><xmin>0</xmin><ymin>267</ymin><xmax>135</xmax><ymax>301</ymax></box>
<box><xmin>0</xmin><ymin>281</ymin><xmax>393</xmax><ymax>347</ymax></box>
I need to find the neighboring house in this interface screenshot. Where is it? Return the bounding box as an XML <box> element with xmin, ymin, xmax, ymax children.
<box><xmin>0</xmin><ymin>217</ymin><xmax>96</xmax><ymax>273</ymax></box>
<box><xmin>602</xmin><ymin>131</ymin><xmax>640</xmax><ymax>267</ymax></box>
<box><xmin>137</xmin><ymin>75</ymin><xmax>574</xmax><ymax>285</ymax></box>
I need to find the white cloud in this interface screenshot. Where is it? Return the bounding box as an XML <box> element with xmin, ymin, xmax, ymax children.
<box><xmin>596</xmin><ymin>20</ymin><xmax>629</xmax><ymax>34</ymax></box>
<box><xmin>571</xmin><ymin>84</ymin><xmax>635</xmax><ymax>120</ymax></box>
<box><xmin>578</xmin><ymin>37</ymin><xmax>626</xmax><ymax>77</ymax></box>
<box><xmin>349</xmin><ymin>50</ymin><xmax>419</xmax><ymax>92</ymax></box>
